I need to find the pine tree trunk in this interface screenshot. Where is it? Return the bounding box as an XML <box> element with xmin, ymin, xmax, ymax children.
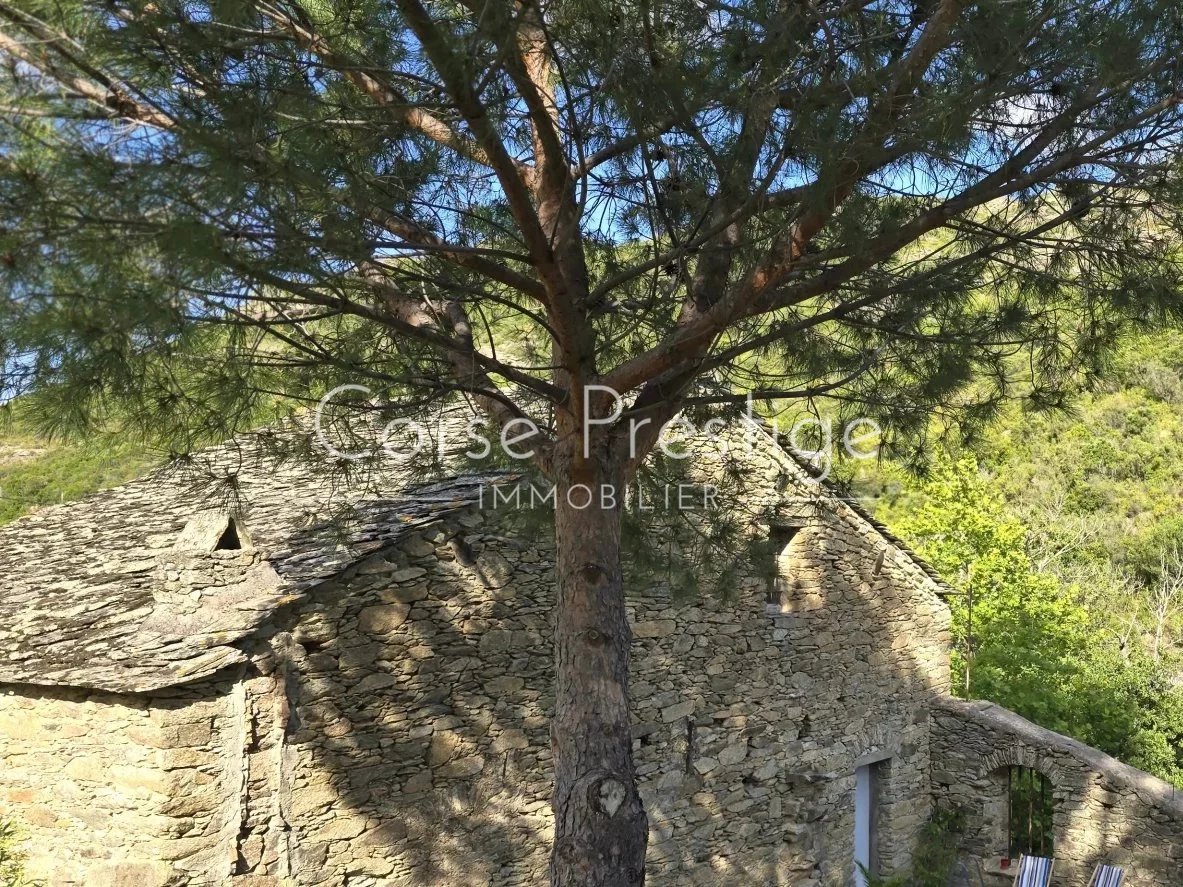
<box><xmin>548</xmin><ymin>454</ymin><xmax>648</xmax><ymax>886</ymax></box>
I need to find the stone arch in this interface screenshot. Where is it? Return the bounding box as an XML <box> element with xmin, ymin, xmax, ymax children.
<box><xmin>848</xmin><ymin>721</ymin><xmax>903</xmax><ymax>766</ymax></box>
<box><xmin>977</xmin><ymin>746</ymin><xmax>1066</xmax><ymax>788</ymax></box>
<box><xmin>973</xmin><ymin>746</ymin><xmax>1064</xmax><ymax>867</ymax></box>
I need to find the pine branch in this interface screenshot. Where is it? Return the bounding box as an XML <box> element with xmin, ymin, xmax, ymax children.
<box><xmin>0</xmin><ymin>10</ymin><xmax>173</xmax><ymax>128</ymax></box>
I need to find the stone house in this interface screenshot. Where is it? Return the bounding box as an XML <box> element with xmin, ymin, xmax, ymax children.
<box><xmin>0</xmin><ymin>411</ymin><xmax>1180</xmax><ymax>887</ymax></box>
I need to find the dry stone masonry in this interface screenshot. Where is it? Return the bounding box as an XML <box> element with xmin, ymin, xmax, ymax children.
<box><xmin>932</xmin><ymin>697</ymin><xmax>1183</xmax><ymax>887</ymax></box>
<box><xmin>0</xmin><ymin>408</ymin><xmax>1180</xmax><ymax>886</ymax></box>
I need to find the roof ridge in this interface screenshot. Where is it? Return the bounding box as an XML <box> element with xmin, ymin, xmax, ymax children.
<box><xmin>745</xmin><ymin>415</ymin><xmax>955</xmax><ymax>596</ymax></box>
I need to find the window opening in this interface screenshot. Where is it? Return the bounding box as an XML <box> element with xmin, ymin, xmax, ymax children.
<box><xmin>767</xmin><ymin>525</ymin><xmax>802</xmax><ymax>605</ymax></box>
<box><xmin>1007</xmin><ymin>766</ymin><xmax>1053</xmax><ymax>858</ymax></box>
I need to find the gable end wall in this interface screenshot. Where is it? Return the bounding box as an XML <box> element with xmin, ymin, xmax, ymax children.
<box><xmin>225</xmin><ymin>498</ymin><xmax>952</xmax><ymax>887</ymax></box>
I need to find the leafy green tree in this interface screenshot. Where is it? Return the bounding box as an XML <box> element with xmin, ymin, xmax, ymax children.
<box><xmin>4</xmin><ymin>1</ymin><xmax>1183</xmax><ymax>881</ymax></box>
<box><xmin>963</xmin><ymin>331</ymin><xmax>1183</xmax><ymax>664</ymax></box>
<box><xmin>895</xmin><ymin>458</ymin><xmax>1090</xmax><ymax>717</ymax></box>
<box><xmin>897</xmin><ymin>458</ymin><xmax>1183</xmax><ymax>786</ymax></box>
<box><xmin>1073</xmin><ymin>651</ymin><xmax>1183</xmax><ymax>785</ymax></box>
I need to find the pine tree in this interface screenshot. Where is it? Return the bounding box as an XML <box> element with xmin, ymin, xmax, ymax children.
<box><xmin>3</xmin><ymin>1</ymin><xmax>1183</xmax><ymax>883</ymax></box>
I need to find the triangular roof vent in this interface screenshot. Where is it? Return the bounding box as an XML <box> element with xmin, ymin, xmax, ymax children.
<box><xmin>214</xmin><ymin>516</ymin><xmax>242</xmax><ymax>551</ymax></box>
<box><xmin>175</xmin><ymin>510</ymin><xmax>251</xmax><ymax>552</ymax></box>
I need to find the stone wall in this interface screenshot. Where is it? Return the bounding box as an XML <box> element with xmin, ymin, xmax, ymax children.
<box><xmin>0</xmin><ymin>437</ymin><xmax>957</xmax><ymax>887</ymax></box>
<box><xmin>227</xmin><ymin>484</ymin><xmax>953</xmax><ymax>887</ymax></box>
<box><xmin>5</xmin><ymin>420</ymin><xmax>1180</xmax><ymax>887</ymax></box>
<box><xmin>931</xmin><ymin>696</ymin><xmax>1183</xmax><ymax>887</ymax></box>
<box><xmin>762</xmin><ymin>504</ymin><xmax>952</xmax><ymax>881</ymax></box>
<box><xmin>0</xmin><ymin>680</ymin><xmax>242</xmax><ymax>886</ymax></box>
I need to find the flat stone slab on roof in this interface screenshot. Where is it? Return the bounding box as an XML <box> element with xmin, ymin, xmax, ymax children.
<box><xmin>0</xmin><ymin>409</ymin><xmax>507</xmax><ymax>692</ymax></box>
<box><xmin>0</xmin><ymin>406</ymin><xmax>949</xmax><ymax>694</ymax></box>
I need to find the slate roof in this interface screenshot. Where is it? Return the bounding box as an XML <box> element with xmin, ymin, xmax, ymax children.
<box><xmin>0</xmin><ymin>405</ymin><xmax>950</xmax><ymax>694</ymax></box>
<box><xmin>0</xmin><ymin>407</ymin><xmax>510</xmax><ymax>693</ymax></box>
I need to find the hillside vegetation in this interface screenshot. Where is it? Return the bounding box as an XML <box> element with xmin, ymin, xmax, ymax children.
<box><xmin>0</xmin><ymin>403</ymin><xmax>155</xmax><ymax>525</ymax></box>
<box><xmin>862</xmin><ymin>330</ymin><xmax>1183</xmax><ymax>786</ymax></box>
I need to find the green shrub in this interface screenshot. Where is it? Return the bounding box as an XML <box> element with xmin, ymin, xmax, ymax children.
<box><xmin>861</xmin><ymin>808</ymin><xmax>965</xmax><ymax>887</ymax></box>
<box><xmin>0</xmin><ymin>817</ymin><xmax>32</xmax><ymax>887</ymax></box>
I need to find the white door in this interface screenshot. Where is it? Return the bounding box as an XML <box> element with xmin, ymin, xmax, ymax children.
<box><xmin>853</xmin><ymin>763</ymin><xmax>878</xmax><ymax>886</ymax></box>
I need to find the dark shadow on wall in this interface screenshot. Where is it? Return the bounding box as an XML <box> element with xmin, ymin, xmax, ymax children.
<box><xmin>223</xmin><ymin>480</ymin><xmax>958</xmax><ymax>887</ymax></box>
<box><xmin>240</xmin><ymin>514</ymin><xmax>551</xmax><ymax>886</ymax></box>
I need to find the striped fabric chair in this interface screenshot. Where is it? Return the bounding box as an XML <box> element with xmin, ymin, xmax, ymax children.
<box><xmin>1089</xmin><ymin>864</ymin><xmax>1125</xmax><ymax>887</ymax></box>
<box><xmin>1014</xmin><ymin>854</ymin><xmax>1055</xmax><ymax>887</ymax></box>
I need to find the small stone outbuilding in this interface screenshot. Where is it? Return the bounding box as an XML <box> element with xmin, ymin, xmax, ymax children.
<box><xmin>1</xmin><ymin>410</ymin><xmax>1180</xmax><ymax>886</ymax></box>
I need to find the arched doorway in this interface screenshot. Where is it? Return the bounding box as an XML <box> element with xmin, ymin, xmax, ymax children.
<box><xmin>1004</xmin><ymin>765</ymin><xmax>1054</xmax><ymax>859</ymax></box>
<box><xmin>976</xmin><ymin>763</ymin><xmax>1055</xmax><ymax>869</ymax></box>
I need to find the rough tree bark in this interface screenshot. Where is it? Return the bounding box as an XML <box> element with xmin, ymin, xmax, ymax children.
<box><xmin>548</xmin><ymin>430</ymin><xmax>648</xmax><ymax>887</ymax></box>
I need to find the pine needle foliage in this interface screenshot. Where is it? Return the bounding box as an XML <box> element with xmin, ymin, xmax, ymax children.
<box><xmin>4</xmin><ymin>2</ymin><xmax>1183</xmax><ymax>880</ymax></box>
<box><xmin>1</xmin><ymin>0</ymin><xmax>1181</xmax><ymax>458</ymax></box>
